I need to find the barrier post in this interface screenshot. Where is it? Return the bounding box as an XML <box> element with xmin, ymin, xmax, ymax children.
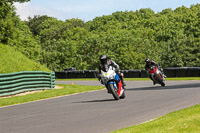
<box><xmin>51</xmin><ymin>71</ymin><xmax>55</xmax><ymax>89</ymax></box>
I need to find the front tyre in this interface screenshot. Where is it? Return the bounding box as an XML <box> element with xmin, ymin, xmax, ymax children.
<box><xmin>109</xmin><ymin>83</ymin><xmax>119</xmax><ymax>100</ymax></box>
<box><xmin>157</xmin><ymin>74</ymin><xmax>165</xmax><ymax>86</ymax></box>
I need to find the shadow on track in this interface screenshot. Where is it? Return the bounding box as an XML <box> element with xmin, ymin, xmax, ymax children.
<box><xmin>127</xmin><ymin>83</ymin><xmax>200</xmax><ymax>91</ymax></box>
<box><xmin>74</xmin><ymin>98</ymin><xmax>116</xmax><ymax>103</ymax></box>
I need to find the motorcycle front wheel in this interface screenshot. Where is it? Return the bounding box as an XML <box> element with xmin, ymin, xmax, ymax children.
<box><xmin>109</xmin><ymin>83</ymin><xmax>119</xmax><ymax>100</ymax></box>
<box><xmin>156</xmin><ymin>74</ymin><xmax>165</xmax><ymax>86</ymax></box>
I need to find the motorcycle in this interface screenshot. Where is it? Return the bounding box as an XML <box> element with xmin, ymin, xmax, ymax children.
<box><xmin>100</xmin><ymin>66</ymin><xmax>125</xmax><ymax>100</ymax></box>
<box><xmin>148</xmin><ymin>65</ymin><xmax>165</xmax><ymax>86</ymax></box>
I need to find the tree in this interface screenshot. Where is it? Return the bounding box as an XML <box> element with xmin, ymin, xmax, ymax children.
<box><xmin>4</xmin><ymin>2</ymin><xmax>200</xmax><ymax>71</ymax></box>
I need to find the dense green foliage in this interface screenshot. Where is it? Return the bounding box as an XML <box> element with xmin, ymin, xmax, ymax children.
<box><xmin>0</xmin><ymin>43</ymin><xmax>50</xmax><ymax>73</ymax></box>
<box><xmin>1</xmin><ymin>1</ymin><xmax>200</xmax><ymax>71</ymax></box>
<box><xmin>0</xmin><ymin>0</ymin><xmax>41</xmax><ymax>62</ymax></box>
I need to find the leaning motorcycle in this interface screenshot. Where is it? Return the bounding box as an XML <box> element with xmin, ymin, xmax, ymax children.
<box><xmin>100</xmin><ymin>66</ymin><xmax>125</xmax><ymax>100</ymax></box>
<box><xmin>148</xmin><ymin>65</ymin><xmax>165</xmax><ymax>86</ymax></box>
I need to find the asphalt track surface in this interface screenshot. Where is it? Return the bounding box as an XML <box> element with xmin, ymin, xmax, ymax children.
<box><xmin>0</xmin><ymin>80</ymin><xmax>200</xmax><ymax>133</ymax></box>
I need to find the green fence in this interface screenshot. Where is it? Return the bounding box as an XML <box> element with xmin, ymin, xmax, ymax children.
<box><xmin>0</xmin><ymin>71</ymin><xmax>55</xmax><ymax>96</ymax></box>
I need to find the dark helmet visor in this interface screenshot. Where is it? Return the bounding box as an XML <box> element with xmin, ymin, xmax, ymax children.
<box><xmin>101</xmin><ymin>59</ymin><xmax>107</xmax><ymax>64</ymax></box>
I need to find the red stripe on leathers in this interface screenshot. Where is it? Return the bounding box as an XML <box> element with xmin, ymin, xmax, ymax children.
<box><xmin>118</xmin><ymin>80</ymin><xmax>122</xmax><ymax>96</ymax></box>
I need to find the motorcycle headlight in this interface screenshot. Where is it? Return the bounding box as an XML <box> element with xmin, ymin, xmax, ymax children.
<box><xmin>108</xmin><ymin>73</ymin><xmax>115</xmax><ymax>80</ymax></box>
<box><xmin>156</xmin><ymin>70</ymin><xmax>160</xmax><ymax>74</ymax></box>
<box><xmin>103</xmin><ymin>77</ymin><xmax>108</xmax><ymax>81</ymax></box>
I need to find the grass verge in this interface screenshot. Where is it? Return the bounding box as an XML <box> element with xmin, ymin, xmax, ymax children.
<box><xmin>0</xmin><ymin>84</ymin><xmax>104</xmax><ymax>107</ymax></box>
<box><xmin>0</xmin><ymin>43</ymin><xmax>50</xmax><ymax>73</ymax></box>
<box><xmin>111</xmin><ymin>104</ymin><xmax>200</xmax><ymax>133</ymax></box>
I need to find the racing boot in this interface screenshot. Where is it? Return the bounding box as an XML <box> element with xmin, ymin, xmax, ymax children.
<box><xmin>105</xmin><ymin>85</ymin><xmax>111</xmax><ymax>94</ymax></box>
<box><xmin>160</xmin><ymin>68</ymin><xmax>167</xmax><ymax>78</ymax></box>
<box><xmin>122</xmin><ymin>80</ymin><xmax>126</xmax><ymax>88</ymax></box>
<box><xmin>150</xmin><ymin>76</ymin><xmax>155</xmax><ymax>85</ymax></box>
<box><xmin>120</xmin><ymin>75</ymin><xmax>126</xmax><ymax>86</ymax></box>
<box><xmin>106</xmin><ymin>87</ymin><xmax>111</xmax><ymax>94</ymax></box>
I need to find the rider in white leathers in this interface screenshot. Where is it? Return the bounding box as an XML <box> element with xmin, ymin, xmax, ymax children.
<box><xmin>98</xmin><ymin>55</ymin><xmax>126</xmax><ymax>89</ymax></box>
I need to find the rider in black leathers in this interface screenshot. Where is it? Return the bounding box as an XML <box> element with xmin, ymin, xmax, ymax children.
<box><xmin>145</xmin><ymin>57</ymin><xmax>166</xmax><ymax>84</ymax></box>
<box><xmin>144</xmin><ymin>58</ymin><xmax>159</xmax><ymax>70</ymax></box>
<box><xmin>98</xmin><ymin>55</ymin><xmax>126</xmax><ymax>88</ymax></box>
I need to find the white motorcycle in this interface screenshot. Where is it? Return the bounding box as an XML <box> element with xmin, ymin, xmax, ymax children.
<box><xmin>100</xmin><ymin>66</ymin><xmax>125</xmax><ymax>100</ymax></box>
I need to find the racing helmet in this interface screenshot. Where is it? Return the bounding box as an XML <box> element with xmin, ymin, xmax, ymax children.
<box><xmin>145</xmin><ymin>57</ymin><xmax>151</xmax><ymax>64</ymax></box>
<box><xmin>99</xmin><ymin>55</ymin><xmax>107</xmax><ymax>64</ymax></box>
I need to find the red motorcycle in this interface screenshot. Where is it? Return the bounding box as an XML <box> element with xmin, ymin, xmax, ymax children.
<box><xmin>148</xmin><ymin>65</ymin><xmax>165</xmax><ymax>86</ymax></box>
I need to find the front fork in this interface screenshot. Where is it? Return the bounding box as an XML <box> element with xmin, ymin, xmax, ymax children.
<box><xmin>107</xmin><ymin>80</ymin><xmax>122</xmax><ymax>96</ymax></box>
<box><xmin>151</xmin><ymin>71</ymin><xmax>164</xmax><ymax>82</ymax></box>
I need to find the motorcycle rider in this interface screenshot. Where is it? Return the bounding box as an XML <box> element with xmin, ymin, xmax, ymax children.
<box><xmin>98</xmin><ymin>55</ymin><xmax>126</xmax><ymax>92</ymax></box>
<box><xmin>145</xmin><ymin>57</ymin><xmax>166</xmax><ymax>85</ymax></box>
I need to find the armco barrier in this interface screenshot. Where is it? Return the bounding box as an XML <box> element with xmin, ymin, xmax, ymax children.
<box><xmin>163</xmin><ymin>68</ymin><xmax>177</xmax><ymax>77</ymax></box>
<box><xmin>187</xmin><ymin>67</ymin><xmax>200</xmax><ymax>77</ymax></box>
<box><xmin>55</xmin><ymin>70</ymin><xmax>98</xmax><ymax>79</ymax></box>
<box><xmin>0</xmin><ymin>71</ymin><xmax>55</xmax><ymax>96</ymax></box>
<box><xmin>163</xmin><ymin>67</ymin><xmax>200</xmax><ymax>77</ymax></box>
<box><xmin>122</xmin><ymin>70</ymin><xmax>141</xmax><ymax>78</ymax></box>
<box><xmin>55</xmin><ymin>71</ymin><xmax>67</xmax><ymax>79</ymax></box>
<box><xmin>140</xmin><ymin>70</ymin><xmax>148</xmax><ymax>78</ymax></box>
<box><xmin>55</xmin><ymin>67</ymin><xmax>200</xmax><ymax>79</ymax></box>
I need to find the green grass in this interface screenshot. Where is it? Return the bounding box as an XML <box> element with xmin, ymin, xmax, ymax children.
<box><xmin>0</xmin><ymin>84</ymin><xmax>104</xmax><ymax>107</ymax></box>
<box><xmin>56</xmin><ymin>77</ymin><xmax>200</xmax><ymax>81</ymax></box>
<box><xmin>0</xmin><ymin>43</ymin><xmax>50</xmax><ymax>73</ymax></box>
<box><xmin>111</xmin><ymin>104</ymin><xmax>200</xmax><ymax>133</ymax></box>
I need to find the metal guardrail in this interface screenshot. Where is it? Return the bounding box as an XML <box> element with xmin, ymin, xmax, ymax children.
<box><xmin>0</xmin><ymin>71</ymin><xmax>55</xmax><ymax>96</ymax></box>
<box><xmin>55</xmin><ymin>67</ymin><xmax>200</xmax><ymax>79</ymax></box>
